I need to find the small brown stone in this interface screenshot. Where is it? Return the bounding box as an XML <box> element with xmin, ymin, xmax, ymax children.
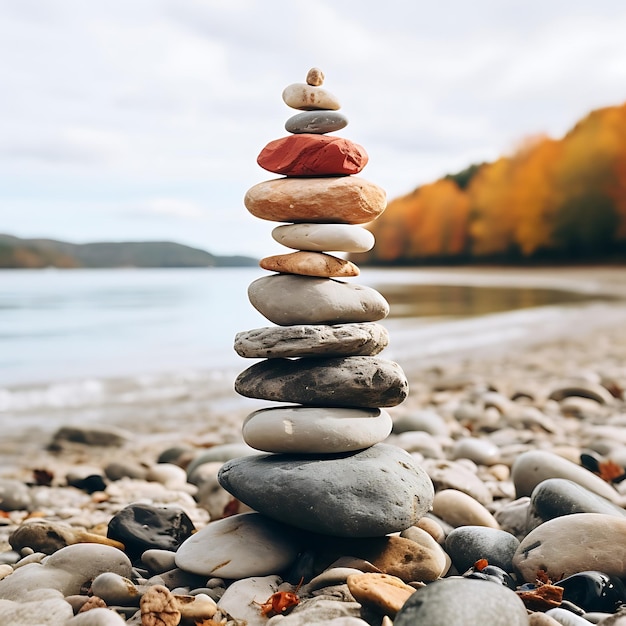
<box><xmin>78</xmin><ymin>596</ymin><xmax>107</xmax><ymax>612</ymax></box>
<box><xmin>347</xmin><ymin>572</ymin><xmax>416</xmax><ymax>617</ymax></box>
<box><xmin>306</xmin><ymin>67</ymin><xmax>324</xmax><ymax>86</ymax></box>
<box><xmin>260</xmin><ymin>251</ymin><xmax>359</xmax><ymax>278</ymax></box>
<box><xmin>140</xmin><ymin>585</ymin><xmax>181</xmax><ymax>626</ymax></box>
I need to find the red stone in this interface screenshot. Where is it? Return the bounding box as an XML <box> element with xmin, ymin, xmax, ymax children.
<box><xmin>257</xmin><ymin>134</ymin><xmax>369</xmax><ymax>176</ymax></box>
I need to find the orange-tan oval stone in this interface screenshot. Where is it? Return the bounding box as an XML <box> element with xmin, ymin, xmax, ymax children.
<box><xmin>244</xmin><ymin>177</ymin><xmax>387</xmax><ymax>224</ymax></box>
<box><xmin>259</xmin><ymin>251</ymin><xmax>359</xmax><ymax>278</ymax></box>
<box><xmin>347</xmin><ymin>573</ymin><xmax>416</xmax><ymax>617</ymax></box>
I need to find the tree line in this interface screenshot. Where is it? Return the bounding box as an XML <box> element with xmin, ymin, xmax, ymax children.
<box><xmin>356</xmin><ymin>102</ymin><xmax>626</xmax><ymax>265</ymax></box>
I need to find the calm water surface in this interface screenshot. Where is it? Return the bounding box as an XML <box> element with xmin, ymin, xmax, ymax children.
<box><xmin>0</xmin><ymin>267</ymin><xmax>611</xmax><ymax>387</ymax></box>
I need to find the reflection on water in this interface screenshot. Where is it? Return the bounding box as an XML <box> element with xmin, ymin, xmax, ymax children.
<box><xmin>375</xmin><ymin>283</ymin><xmax>620</xmax><ymax>319</ymax></box>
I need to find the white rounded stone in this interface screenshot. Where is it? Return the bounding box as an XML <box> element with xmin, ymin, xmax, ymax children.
<box><xmin>272</xmin><ymin>223</ymin><xmax>375</xmax><ymax>253</ymax></box>
<box><xmin>174</xmin><ymin>512</ymin><xmax>300</xmax><ymax>579</ymax></box>
<box><xmin>242</xmin><ymin>406</ymin><xmax>393</xmax><ymax>453</ymax></box>
<box><xmin>282</xmin><ymin>83</ymin><xmax>340</xmax><ymax>110</ymax></box>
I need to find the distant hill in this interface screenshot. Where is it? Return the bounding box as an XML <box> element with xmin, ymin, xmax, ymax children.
<box><xmin>0</xmin><ymin>234</ymin><xmax>258</xmax><ymax>269</ymax></box>
<box><xmin>355</xmin><ymin>102</ymin><xmax>626</xmax><ymax>265</ymax></box>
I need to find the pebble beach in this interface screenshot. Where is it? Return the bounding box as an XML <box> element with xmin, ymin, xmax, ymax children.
<box><xmin>0</xmin><ymin>266</ymin><xmax>625</xmax><ymax>625</ymax></box>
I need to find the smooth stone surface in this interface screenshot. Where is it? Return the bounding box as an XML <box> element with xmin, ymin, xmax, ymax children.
<box><xmin>218</xmin><ymin>444</ymin><xmax>434</xmax><ymax>537</ymax></box>
<box><xmin>248</xmin><ymin>275</ymin><xmax>389</xmax><ymax>326</ymax></box>
<box><xmin>528</xmin><ymin>478</ymin><xmax>626</xmax><ymax>529</ymax></box>
<box><xmin>395</xmin><ymin>578</ymin><xmax>529</xmax><ymax>626</ymax></box>
<box><xmin>234</xmin><ymin>356</ymin><xmax>409</xmax><ymax>408</ymax></box>
<box><xmin>175</xmin><ymin>513</ymin><xmax>301</xmax><ymax>578</ymax></box>
<box><xmin>67</xmin><ymin>607</ymin><xmax>127</xmax><ymax>625</ymax></box>
<box><xmin>234</xmin><ymin>323</ymin><xmax>389</xmax><ymax>359</ymax></box>
<box><xmin>445</xmin><ymin>526</ymin><xmax>520</xmax><ymax>574</ymax></box>
<box><xmin>244</xmin><ymin>177</ymin><xmax>386</xmax><ymax>224</ymax></box>
<box><xmin>285</xmin><ymin>110</ymin><xmax>348</xmax><ymax>134</ymax></box>
<box><xmin>0</xmin><ymin>544</ymin><xmax>132</xmax><ymax>601</ymax></box>
<box><xmin>186</xmin><ymin>443</ymin><xmax>260</xmax><ymax>478</ymax></box>
<box><xmin>306</xmin><ymin>67</ymin><xmax>324</xmax><ymax>86</ymax></box>
<box><xmin>452</xmin><ymin>438</ymin><xmax>501</xmax><ymax>466</ymax></box>
<box><xmin>399</xmin><ymin>526</ymin><xmax>450</xmax><ymax>576</ymax></box>
<box><xmin>257</xmin><ymin>134</ymin><xmax>368</xmax><ymax>176</ymax></box>
<box><xmin>282</xmin><ymin>83</ymin><xmax>340</xmax><ymax>110</ymax></box>
<box><xmin>513</xmin><ymin>513</ymin><xmax>626</xmax><ymax>582</ymax></box>
<box><xmin>242</xmin><ymin>406</ymin><xmax>393</xmax><ymax>453</ymax></box>
<box><xmin>217</xmin><ymin>575</ymin><xmax>282</xmax><ymax>626</ymax></box>
<box><xmin>259</xmin><ymin>251</ymin><xmax>359</xmax><ymax>278</ymax></box>
<box><xmin>0</xmin><ymin>596</ymin><xmax>74</xmax><ymax>624</ymax></box>
<box><xmin>432</xmin><ymin>489</ymin><xmax>499</xmax><ymax>528</ymax></box>
<box><xmin>346</xmin><ymin>572</ymin><xmax>415</xmax><ymax>617</ymax></box>
<box><xmin>272</xmin><ymin>223</ymin><xmax>375</xmax><ymax>253</ymax></box>
<box><xmin>90</xmin><ymin>572</ymin><xmax>140</xmax><ymax>605</ymax></box>
<box><xmin>49</xmin><ymin>424</ymin><xmax>131</xmax><ymax>447</ymax></box>
<box><xmin>9</xmin><ymin>519</ymin><xmax>123</xmax><ymax>554</ymax></box>
<box><xmin>266</xmin><ymin>598</ymin><xmax>364</xmax><ymax>625</ymax></box>
<box><xmin>391</xmin><ymin>409</ymin><xmax>450</xmax><ymax>437</ymax></box>
<box><xmin>545</xmin><ymin>607</ymin><xmax>596</xmax><ymax>625</ymax></box>
<box><xmin>423</xmin><ymin>459</ymin><xmax>493</xmax><ymax>504</ymax></box>
<box><xmin>107</xmin><ymin>503</ymin><xmax>195</xmax><ymax>559</ymax></box>
<box><xmin>512</xmin><ymin>450</ymin><xmax>621</xmax><ymax>503</ymax></box>
<box><xmin>0</xmin><ymin>479</ymin><xmax>32</xmax><ymax>511</ymax></box>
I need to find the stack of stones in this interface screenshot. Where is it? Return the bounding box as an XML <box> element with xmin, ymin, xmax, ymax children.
<box><xmin>218</xmin><ymin>69</ymin><xmax>434</xmax><ymax>538</ymax></box>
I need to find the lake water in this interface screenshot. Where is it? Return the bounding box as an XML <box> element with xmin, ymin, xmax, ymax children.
<box><xmin>0</xmin><ymin>266</ymin><xmax>622</xmax><ymax>456</ymax></box>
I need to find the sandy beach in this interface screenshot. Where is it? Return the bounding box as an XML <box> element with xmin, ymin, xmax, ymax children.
<box><xmin>1</xmin><ymin>265</ymin><xmax>626</xmax><ymax>624</ymax></box>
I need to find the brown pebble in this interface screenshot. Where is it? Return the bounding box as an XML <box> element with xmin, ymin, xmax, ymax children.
<box><xmin>140</xmin><ymin>585</ymin><xmax>181</xmax><ymax>626</ymax></box>
<box><xmin>306</xmin><ymin>67</ymin><xmax>324</xmax><ymax>86</ymax></box>
<box><xmin>79</xmin><ymin>596</ymin><xmax>107</xmax><ymax>612</ymax></box>
<box><xmin>347</xmin><ymin>572</ymin><xmax>415</xmax><ymax>617</ymax></box>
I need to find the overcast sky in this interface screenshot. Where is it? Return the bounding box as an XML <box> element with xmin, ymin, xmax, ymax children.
<box><xmin>2</xmin><ymin>0</ymin><xmax>626</xmax><ymax>258</ymax></box>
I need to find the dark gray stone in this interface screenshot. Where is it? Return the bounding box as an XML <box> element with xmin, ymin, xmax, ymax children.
<box><xmin>107</xmin><ymin>503</ymin><xmax>195</xmax><ymax>559</ymax></box>
<box><xmin>395</xmin><ymin>578</ymin><xmax>529</xmax><ymax>626</ymax></box>
<box><xmin>445</xmin><ymin>526</ymin><xmax>520</xmax><ymax>574</ymax></box>
<box><xmin>234</xmin><ymin>356</ymin><xmax>408</xmax><ymax>408</ymax></box>
<box><xmin>285</xmin><ymin>110</ymin><xmax>348</xmax><ymax>134</ymax></box>
<box><xmin>218</xmin><ymin>443</ymin><xmax>434</xmax><ymax>537</ymax></box>
<box><xmin>528</xmin><ymin>478</ymin><xmax>626</xmax><ymax>530</ymax></box>
<box><xmin>234</xmin><ymin>322</ymin><xmax>389</xmax><ymax>359</ymax></box>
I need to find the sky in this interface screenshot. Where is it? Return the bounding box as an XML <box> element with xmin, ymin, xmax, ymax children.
<box><xmin>2</xmin><ymin>1</ymin><xmax>626</xmax><ymax>259</ymax></box>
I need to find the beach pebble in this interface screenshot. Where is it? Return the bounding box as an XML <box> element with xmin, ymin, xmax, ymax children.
<box><xmin>0</xmin><ymin>595</ymin><xmax>74</xmax><ymax>624</ymax></box>
<box><xmin>391</xmin><ymin>431</ymin><xmax>444</xmax><ymax>458</ymax></box>
<box><xmin>235</xmin><ymin>356</ymin><xmax>408</xmax><ymax>408</ymax></box>
<box><xmin>545</xmin><ymin>607</ymin><xmax>596</xmax><ymax>625</ymax></box>
<box><xmin>141</xmin><ymin>549</ymin><xmax>177</xmax><ymax>574</ymax></box>
<box><xmin>49</xmin><ymin>424</ymin><xmax>131</xmax><ymax>447</ymax></box>
<box><xmin>257</xmin><ymin>134</ymin><xmax>368</xmax><ymax>176</ymax></box>
<box><xmin>306</xmin><ymin>67</ymin><xmax>324</xmax><ymax>85</ymax></box>
<box><xmin>104</xmin><ymin>460</ymin><xmax>149</xmax><ymax>481</ymax></box>
<box><xmin>512</xmin><ymin>450</ymin><xmax>621</xmax><ymax>503</ymax></box>
<box><xmin>0</xmin><ymin>544</ymin><xmax>132</xmax><ymax>601</ymax></box>
<box><xmin>558</xmin><ymin>571</ymin><xmax>626</xmax><ymax>613</ymax></box>
<box><xmin>90</xmin><ymin>571</ymin><xmax>140</xmax><ymax>605</ymax></box>
<box><xmin>272</xmin><ymin>223</ymin><xmax>375</xmax><ymax>253</ymax></box>
<box><xmin>365</xmin><ymin>535</ymin><xmax>446</xmax><ymax>582</ymax></box>
<box><xmin>494</xmin><ymin>497</ymin><xmax>531</xmax><ymax>540</ymax></box>
<box><xmin>9</xmin><ymin>519</ymin><xmax>123</xmax><ymax>554</ymax></box>
<box><xmin>67</xmin><ymin>607</ymin><xmax>127</xmax><ymax>625</ymax></box>
<box><xmin>432</xmin><ymin>489</ymin><xmax>499</xmax><ymax>528</ymax></box>
<box><xmin>175</xmin><ymin>513</ymin><xmax>301</xmax><ymax>578</ymax></box>
<box><xmin>452</xmin><ymin>437</ymin><xmax>501</xmax><ymax>466</ymax></box>
<box><xmin>528</xmin><ymin>478</ymin><xmax>626</xmax><ymax>529</ymax></box>
<box><xmin>266</xmin><ymin>598</ymin><xmax>364</xmax><ymax>625</ymax></box>
<box><xmin>260</xmin><ymin>251</ymin><xmax>360</xmax><ymax>278</ymax></box>
<box><xmin>282</xmin><ymin>82</ymin><xmax>340</xmax><ymax>110</ymax></box>
<box><xmin>423</xmin><ymin>459</ymin><xmax>493</xmax><ymax>505</ymax></box>
<box><xmin>445</xmin><ymin>526</ymin><xmax>520</xmax><ymax>573</ymax></box>
<box><xmin>145</xmin><ymin>463</ymin><xmax>188</xmax><ymax>488</ymax></box>
<box><xmin>217</xmin><ymin>575</ymin><xmax>281</xmax><ymax>626</ymax></box>
<box><xmin>285</xmin><ymin>110</ymin><xmax>348</xmax><ymax>134</ymax></box>
<box><xmin>549</xmin><ymin>381</ymin><xmax>615</xmax><ymax>404</ymax></box>
<box><xmin>234</xmin><ymin>323</ymin><xmax>389</xmax><ymax>359</ymax></box>
<box><xmin>242</xmin><ymin>406</ymin><xmax>393</xmax><ymax>453</ymax></box>
<box><xmin>400</xmin><ymin>525</ymin><xmax>449</xmax><ymax>571</ymax></box>
<box><xmin>392</xmin><ymin>409</ymin><xmax>450</xmax><ymax>437</ymax></box>
<box><xmin>248</xmin><ymin>275</ymin><xmax>389</xmax><ymax>325</ymax></box>
<box><xmin>346</xmin><ymin>572</ymin><xmax>415</xmax><ymax>617</ymax></box>
<box><xmin>219</xmin><ymin>444</ymin><xmax>434</xmax><ymax>537</ymax></box>
<box><xmin>244</xmin><ymin>176</ymin><xmax>386</xmax><ymax>224</ymax></box>
<box><xmin>395</xmin><ymin>577</ymin><xmax>529</xmax><ymax>625</ymax></box>
<box><xmin>513</xmin><ymin>513</ymin><xmax>626</xmax><ymax>582</ymax></box>
<box><xmin>107</xmin><ymin>503</ymin><xmax>195</xmax><ymax>559</ymax></box>
<box><xmin>186</xmin><ymin>443</ymin><xmax>259</xmax><ymax>477</ymax></box>
<box><xmin>0</xmin><ymin>479</ymin><xmax>32</xmax><ymax>511</ymax></box>
<box><xmin>305</xmin><ymin>568</ymin><xmax>365</xmax><ymax>592</ymax></box>
<box><xmin>175</xmin><ymin>593</ymin><xmax>218</xmax><ymax>620</ymax></box>
<box><xmin>140</xmin><ymin>584</ymin><xmax>180</xmax><ymax>626</ymax></box>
